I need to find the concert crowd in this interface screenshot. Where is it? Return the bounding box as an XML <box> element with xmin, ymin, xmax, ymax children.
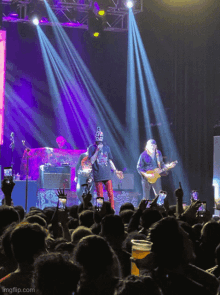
<box><xmin>0</xmin><ymin>179</ymin><xmax>220</xmax><ymax>295</ymax></box>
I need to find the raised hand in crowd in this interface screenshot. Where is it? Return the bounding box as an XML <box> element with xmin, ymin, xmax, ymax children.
<box><xmin>180</xmin><ymin>200</ymin><xmax>202</xmax><ymax>225</ymax></box>
<box><xmin>1</xmin><ymin>178</ymin><xmax>15</xmax><ymax>206</ymax></box>
<box><xmin>138</xmin><ymin>199</ymin><xmax>147</xmax><ymax>212</ymax></box>
<box><xmin>149</xmin><ymin>194</ymin><xmax>159</xmax><ymax>209</ymax></box>
<box><xmin>175</xmin><ymin>182</ymin><xmax>184</xmax><ymax>199</ymax></box>
<box><xmin>175</xmin><ymin>182</ymin><xmax>184</xmax><ymax>218</ymax></box>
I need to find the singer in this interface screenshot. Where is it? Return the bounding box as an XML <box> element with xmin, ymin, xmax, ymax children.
<box><xmin>88</xmin><ymin>127</ymin><xmax>121</xmax><ymax>209</ymax></box>
<box><xmin>137</xmin><ymin>139</ymin><xmax>167</xmax><ymax>200</ymax></box>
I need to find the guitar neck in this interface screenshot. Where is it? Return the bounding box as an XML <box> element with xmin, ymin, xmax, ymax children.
<box><xmin>159</xmin><ymin>161</ymin><xmax>177</xmax><ymax>174</ymax></box>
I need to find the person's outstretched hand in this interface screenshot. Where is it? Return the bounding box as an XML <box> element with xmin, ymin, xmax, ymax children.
<box><xmin>1</xmin><ymin>178</ymin><xmax>15</xmax><ymax>206</ymax></box>
<box><xmin>150</xmin><ymin>195</ymin><xmax>159</xmax><ymax>208</ymax></box>
<box><xmin>175</xmin><ymin>182</ymin><xmax>183</xmax><ymax>199</ymax></box>
<box><xmin>139</xmin><ymin>199</ymin><xmax>147</xmax><ymax>211</ymax></box>
<box><xmin>180</xmin><ymin>200</ymin><xmax>202</xmax><ymax>224</ymax></box>
<box><xmin>56</xmin><ymin>188</ymin><xmax>67</xmax><ymax>199</ymax></box>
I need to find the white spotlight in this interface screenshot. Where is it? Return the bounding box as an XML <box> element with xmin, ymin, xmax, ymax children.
<box><xmin>126</xmin><ymin>0</ymin><xmax>134</xmax><ymax>8</ymax></box>
<box><xmin>32</xmin><ymin>17</ymin><xmax>39</xmax><ymax>26</ymax></box>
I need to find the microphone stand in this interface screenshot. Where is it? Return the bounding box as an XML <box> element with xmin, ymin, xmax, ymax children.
<box><xmin>25</xmin><ymin>149</ymin><xmax>30</xmax><ymax>212</ymax></box>
<box><xmin>22</xmin><ymin>140</ymin><xmax>30</xmax><ymax>212</ymax></box>
<box><xmin>9</xmin><ymin>133</ymin><xmax>15</xmax><ymax>173</ymax></box>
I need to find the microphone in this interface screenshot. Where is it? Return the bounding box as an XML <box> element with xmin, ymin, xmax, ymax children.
<box><xmin>22</xmin><ymin>140</ymin><xmax>25</xmax><ymax>146</ymax></box>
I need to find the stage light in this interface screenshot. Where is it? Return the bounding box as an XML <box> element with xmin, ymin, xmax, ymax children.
<box><xmin>93</xmin><ymin>32</ymin><xmax>100</xmax><ymax>37</ymax></box>
<box><xmin>32</xmin><ymin>17</ymin><xmax>40</xmax><ymax>25</ymax></box>
<box><xmin>98</xmin><ymin>10</ymin><xmax>105</xmax><ymax>16</ymax></box>
<box><xmin>126</xmin><ymin>1</ymin><xmax>134</xmax><ymax>8</ymax></box>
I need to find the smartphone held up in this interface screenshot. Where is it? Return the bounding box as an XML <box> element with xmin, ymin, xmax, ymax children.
<box><xmin>3</xmin><ymin>167</ymin><xmax>13</xmax><ymax>183</ymax></box>
<box><xmin>157</xmin><ymin>191</ymin><xmax>167</xmax><ymax>206</ymax></box>
<box><xmin>96</xmin><ymin>197</ymin><xmax>104</xmax><ymax>211</ymax></box>
<box><xmin>191</xmin><ymin>190</ymin><xmax>199</xmax><ymax>202</ymax></box>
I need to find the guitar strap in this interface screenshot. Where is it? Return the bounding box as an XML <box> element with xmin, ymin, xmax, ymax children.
<box><xmin>156</xmin><ymin>150</ymin><xmax>161</xmax><ymax>169</ymax></box>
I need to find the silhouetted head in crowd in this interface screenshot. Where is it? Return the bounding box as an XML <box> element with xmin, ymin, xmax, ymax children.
<box><xmin>148</xmin><ymin>216</ymin><xmax>192</xmax><ymax>269</ymax></box>
<box><xmin>122</xmin><ymin>232</ymin><xmax>147</xmax><ymax>254</ymax></box>
<box><xmin>74</xmin><ymin>235</ymin><xmax>120</xmax><ymax>277</ymax></box>
<box><xmin>93</xmin><ymin>210</ymin><xmax>102</xmax><ymax>224</ymax></box>
<box><xmin>105</xmin><ymin>201</ymin><xmax>115</xmax><ymax>215</ymax></box>
<box><xmin>0</xmin><ymin>206</ymin><xmax>20</xmax><ymax>235</ymax></box>
<box><xmin>90</xmin><ymin>222</ymin><xmax>101</xmax><ymax>235</ymax></box>
<box><xmin>167</xmin><ymin>205</ymin><xmax>176</xmax><ymax>216</ymax></box>
<box><xmin>69</xmin><ymin>205</ymin><xmax>79</xmax><ymax>219</ymax></box>
<box><xmin>101</xmin><ymin>215</ymin><xmax>125</xmax><ymax>239</ymax></box>
<box><xmin>1</xmin><ymin>222</ymin><xmax>17</xmax><ymax>260</ymax></box>
<box><xmin>25</xmin><ymin>215</ymin><xmax>47</xmax><ymax>228</ymax></box>
<box><xmin>117</xmin><ymin>275</ymin><xmax>148</xmax><ymax>295</ymax></box>
<box><xmin>67</xmin><ymin>218</ymin><xmax>79</xmax><ymax>230</ymax></box>
<box><xmin>26</xmin><ymin>210</ymin><xmax>47</xmax><ymax>220</ymax></box>
<box><xmin>43</xmin><ymin>207</ymin><xmax>56</xmax><ymax>224</ymax></box>
<box><xmin>33</xmin><ymin>252</ymin><xmax>80</xmax><ymax>295</ymax></box>
<box><xmin>140</xmin><ymin>209</ymin><xmax>163</xmax><ymax>230</ymax></box>
<box><xmin>14</xmin><ymin>206</ymin><xmax>25</xmax><ymax>221</ymax></box>
<box><xmin>192</xmin><ymin>223</ymin><xmax>202</xmax><ymax>242</ymax></box>
<box><xmin>119</xmin><ymin>210</ymin><xmax>134</xmax><ymax>224</ymax></box>
<box><xmin>10</xmin><ymin>222</ymin><xmax>47</xmax><ymax>265</ymax></box>
<box><xmin>48</xmin><ymin>223</ymin><xmax>63</xmax><ymax>238</ymax></box>
<box><xmin>46</xmin><ymin>237</ymin><xmax>67</xmax><ymax>252</ymax></box>
<box><xmin>0</xmin><ymin>222</ymin><xmax>18</xmax><ymax>277</ymax></box>
<box><xmin>201</xmin><ymin>221</ymin><xmax>220</xmax><ymax>247</ymax></box>
<box><xmin>117</xmin><ymin>275</ymin><xmax>161</xmax><ymax>295</ymax></box>
<box><xmin>79</xmin><ymin>210</ymin><xmax>94</xmax><ymax>228</ymax></box>
<box><xmin>71</xmin><ymin>226</ymin><xmax>92</xmax><ymax>245</ymax></box>
<box><xmin>119</xmin><ymin>203</ymin><xmax>135</xmax><ymax>213</ymax></box>
<box><xmin>215</xmin><ymin>244</ymin><xmax>220</xmax><ymax>266</ymax></box>
<box><xmin>54</xmin><ymin>242</ymin><xmax>75</xmax><ymax>254</ymax></box>
<box><xmin>29</xmin><ymin>207</ymin><xmax>43</xmax><ymax>213</ymax></box>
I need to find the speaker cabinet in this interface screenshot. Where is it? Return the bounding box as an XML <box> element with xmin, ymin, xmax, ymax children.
<box><xmin>40</xmin><ymin>165</ymin><xmax>71</xmax><ymax>189</ymax></box>
<box><xmin>112</xmin><ymin>173</ymin><xmax>134</xmax><ymax>190</ymax></box>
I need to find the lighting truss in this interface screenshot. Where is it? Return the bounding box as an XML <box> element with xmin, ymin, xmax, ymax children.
<box><xmin>2</xmin><ymin>0</ymin><xmax>143</xmax><ymax>31</ymax></box>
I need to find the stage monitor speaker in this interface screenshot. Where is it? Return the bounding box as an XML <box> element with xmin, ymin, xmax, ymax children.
<box><xmin>12</xmin><ymin>180</ymin><xmax>38</xmax><ymax>212</ymax></box>
<box><xmin>112</xmin><ymin>173</ymin><xmax>134</xmax><ymax>190</ymax></box>
<box><xmin>40</xmin><ymin>165</ymin><xmax>71</xmax><ymax>189</ymax></box>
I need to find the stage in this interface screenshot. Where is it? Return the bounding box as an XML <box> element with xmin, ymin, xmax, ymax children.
<box><xmin>0</xmin><ymin>180</ymin><xmax>139</xmax><ymax>215</ymax></box>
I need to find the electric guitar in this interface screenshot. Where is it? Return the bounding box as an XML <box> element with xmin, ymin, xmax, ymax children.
<box><xmin>141</xmin><ymin>160</ymin><xmax>178</xmax><ymax>184</ymax></box>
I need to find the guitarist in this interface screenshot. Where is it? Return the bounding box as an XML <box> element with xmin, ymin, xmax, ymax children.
<box><xmin>137</xmin><ymin>139</ymin><xmax>167</xmax><ymax>200</ymax></box>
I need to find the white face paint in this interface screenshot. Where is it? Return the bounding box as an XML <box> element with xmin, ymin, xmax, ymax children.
<box><xmin>95</xmin><ymin>131</ymin><xmax>103</xmax><ymax>142</ymax></box>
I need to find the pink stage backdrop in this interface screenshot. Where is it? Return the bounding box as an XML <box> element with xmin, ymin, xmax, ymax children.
<box><xmin>0</xmin><ymin>30</ymin><xmax>6</xmax><ymax>145</ymax></box>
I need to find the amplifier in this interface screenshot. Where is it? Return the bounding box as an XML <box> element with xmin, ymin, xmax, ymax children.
<box><xmin>40</xmin><ymin>165</ymin><xmax>71</xmax><ymax>189</ymax></box>
<box><xmin>112</xmin><ymin>173</ymin><xmax>134</xmax><ymax>190</ymax></box>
